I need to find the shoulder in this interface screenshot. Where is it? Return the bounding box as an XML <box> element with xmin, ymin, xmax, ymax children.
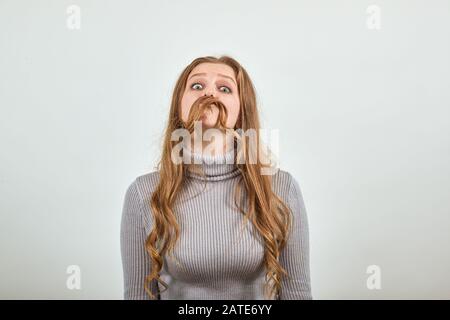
<box><xmin>123</xmin><ymin>171</ymin><xmax>160</xmax><ymax>203</ymax></box>
<box><xmin>271</xmin><ymin>169</ymin><xmax>309</xmax><ymax>235</ymax></box>
<box><xmin>271</xmin><ymin>168</ymin><xmax>307</xmax><ymax>219</ymax></box>
<box><xmin>133</xmin><ymin>171</ymin><xmax>161</xmax><ymax>203</ymax></box>
<box><xmin>123</xmin><ymin>171</ymin><xmax>161</xmax><ymax>234</ymax></box>
<box><xmin>270</xmin><ymin>168</ymin><xmax>302</xmax><ymax>202</ymax></box>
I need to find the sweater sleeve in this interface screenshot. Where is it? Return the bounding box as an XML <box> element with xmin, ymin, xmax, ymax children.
<box><xmin>278</xmin><ymin>174</ymin><xmax>313</xmax><ymax>300</ymax></box>
<box><xmin>120</xmin><ymin>180</ymin><xmax>159</xmax><ymax>300</ymax></box>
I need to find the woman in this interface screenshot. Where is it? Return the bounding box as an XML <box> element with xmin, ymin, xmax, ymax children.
<box><xmin>120</xmin><ymin>55</ymin><xmax>312</xmax><ymax>300</ymax></box>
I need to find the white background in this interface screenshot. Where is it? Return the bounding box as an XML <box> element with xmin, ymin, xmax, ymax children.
<box><xmin>1</xmin><ymin>0</ymin><xmax>449</xmax><ymax>299</ymax></box>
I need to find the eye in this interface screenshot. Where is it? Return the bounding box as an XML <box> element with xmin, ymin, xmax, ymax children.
<box><xmin>219</xmin><ymin>86</ymin><xmax>232</xmax><ymax>94</ymax></box>
<box><xmin>191</xmin><ymin>83</ymin><xmax>203</xmax><ymax>90</ymax></box>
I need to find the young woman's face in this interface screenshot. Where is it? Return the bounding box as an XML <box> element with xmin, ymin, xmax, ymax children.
<box><xmin>180</xmin><ymin>62</ymin><xmax>240</xmax><ymax>129</ymax></box>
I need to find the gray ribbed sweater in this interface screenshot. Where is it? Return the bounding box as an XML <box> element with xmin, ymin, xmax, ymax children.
<box><xmin>120</xmin><ymin>149</ymin><xmax>312</xmax><ymax>300</ymax></box>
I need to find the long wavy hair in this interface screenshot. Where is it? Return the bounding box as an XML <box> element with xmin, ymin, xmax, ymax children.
<box><xmin>144</xmin><ymin>55</ymin><xmax>293</xmax><ymax>300</ymax></box>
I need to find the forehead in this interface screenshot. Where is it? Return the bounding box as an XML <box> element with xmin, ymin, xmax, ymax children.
<box><xmin>189</xmin><ymin>62</ymin><xmax>236</xmax><ymax>80</ymax></box>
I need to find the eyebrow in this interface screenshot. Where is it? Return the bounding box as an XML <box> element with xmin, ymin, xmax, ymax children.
<box><xmin>187</xmin><ymin>72</ymin><xmax>237</xmax><ymax>86</ymax></box>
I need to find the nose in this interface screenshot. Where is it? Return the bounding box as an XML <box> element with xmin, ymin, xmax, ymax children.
<box><xmin>203</xmin><ymin>87</ymin><xmax>216</xmax><ymax>97</ymax></box>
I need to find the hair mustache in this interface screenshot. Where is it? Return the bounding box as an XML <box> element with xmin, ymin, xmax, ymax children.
<box><xmin>183</xmin><ymin>95</ymin><xmax>229</xmax><ymax>132</ymax></box>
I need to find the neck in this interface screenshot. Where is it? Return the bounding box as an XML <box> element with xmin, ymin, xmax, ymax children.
<box><xmin>183</xmin><ymin>146</ymin><xmax>241</xmax><ymax>182</ymax></box>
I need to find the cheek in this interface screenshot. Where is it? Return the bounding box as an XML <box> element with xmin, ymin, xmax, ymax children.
<box><xmin>180</xmin><ymin>93</ymin><xmax>197</xmax><ymax>122</ymax></box>
<box><xmin>224</xmin><ymin>96</ymin><xmax>240</xmax><ymax>127</ymax></box>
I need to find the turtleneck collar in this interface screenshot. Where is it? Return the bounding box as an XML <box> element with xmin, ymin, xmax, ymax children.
<box><xmin>184</xmin><ymin>147</ymin><xmax>241</xmax><ymax>182</ymax></box>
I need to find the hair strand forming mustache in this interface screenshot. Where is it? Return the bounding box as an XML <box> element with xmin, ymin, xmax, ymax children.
<box><xmin>183</xmin><ymin>95</ymin><xmax>229</xmax><ymax>132</ymax></box>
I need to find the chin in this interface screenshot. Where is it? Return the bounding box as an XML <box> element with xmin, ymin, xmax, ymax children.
<box><xmin>201</xmin><ymin>118</ymin><xmax>218</xmax><ymax>129</ymax></box>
